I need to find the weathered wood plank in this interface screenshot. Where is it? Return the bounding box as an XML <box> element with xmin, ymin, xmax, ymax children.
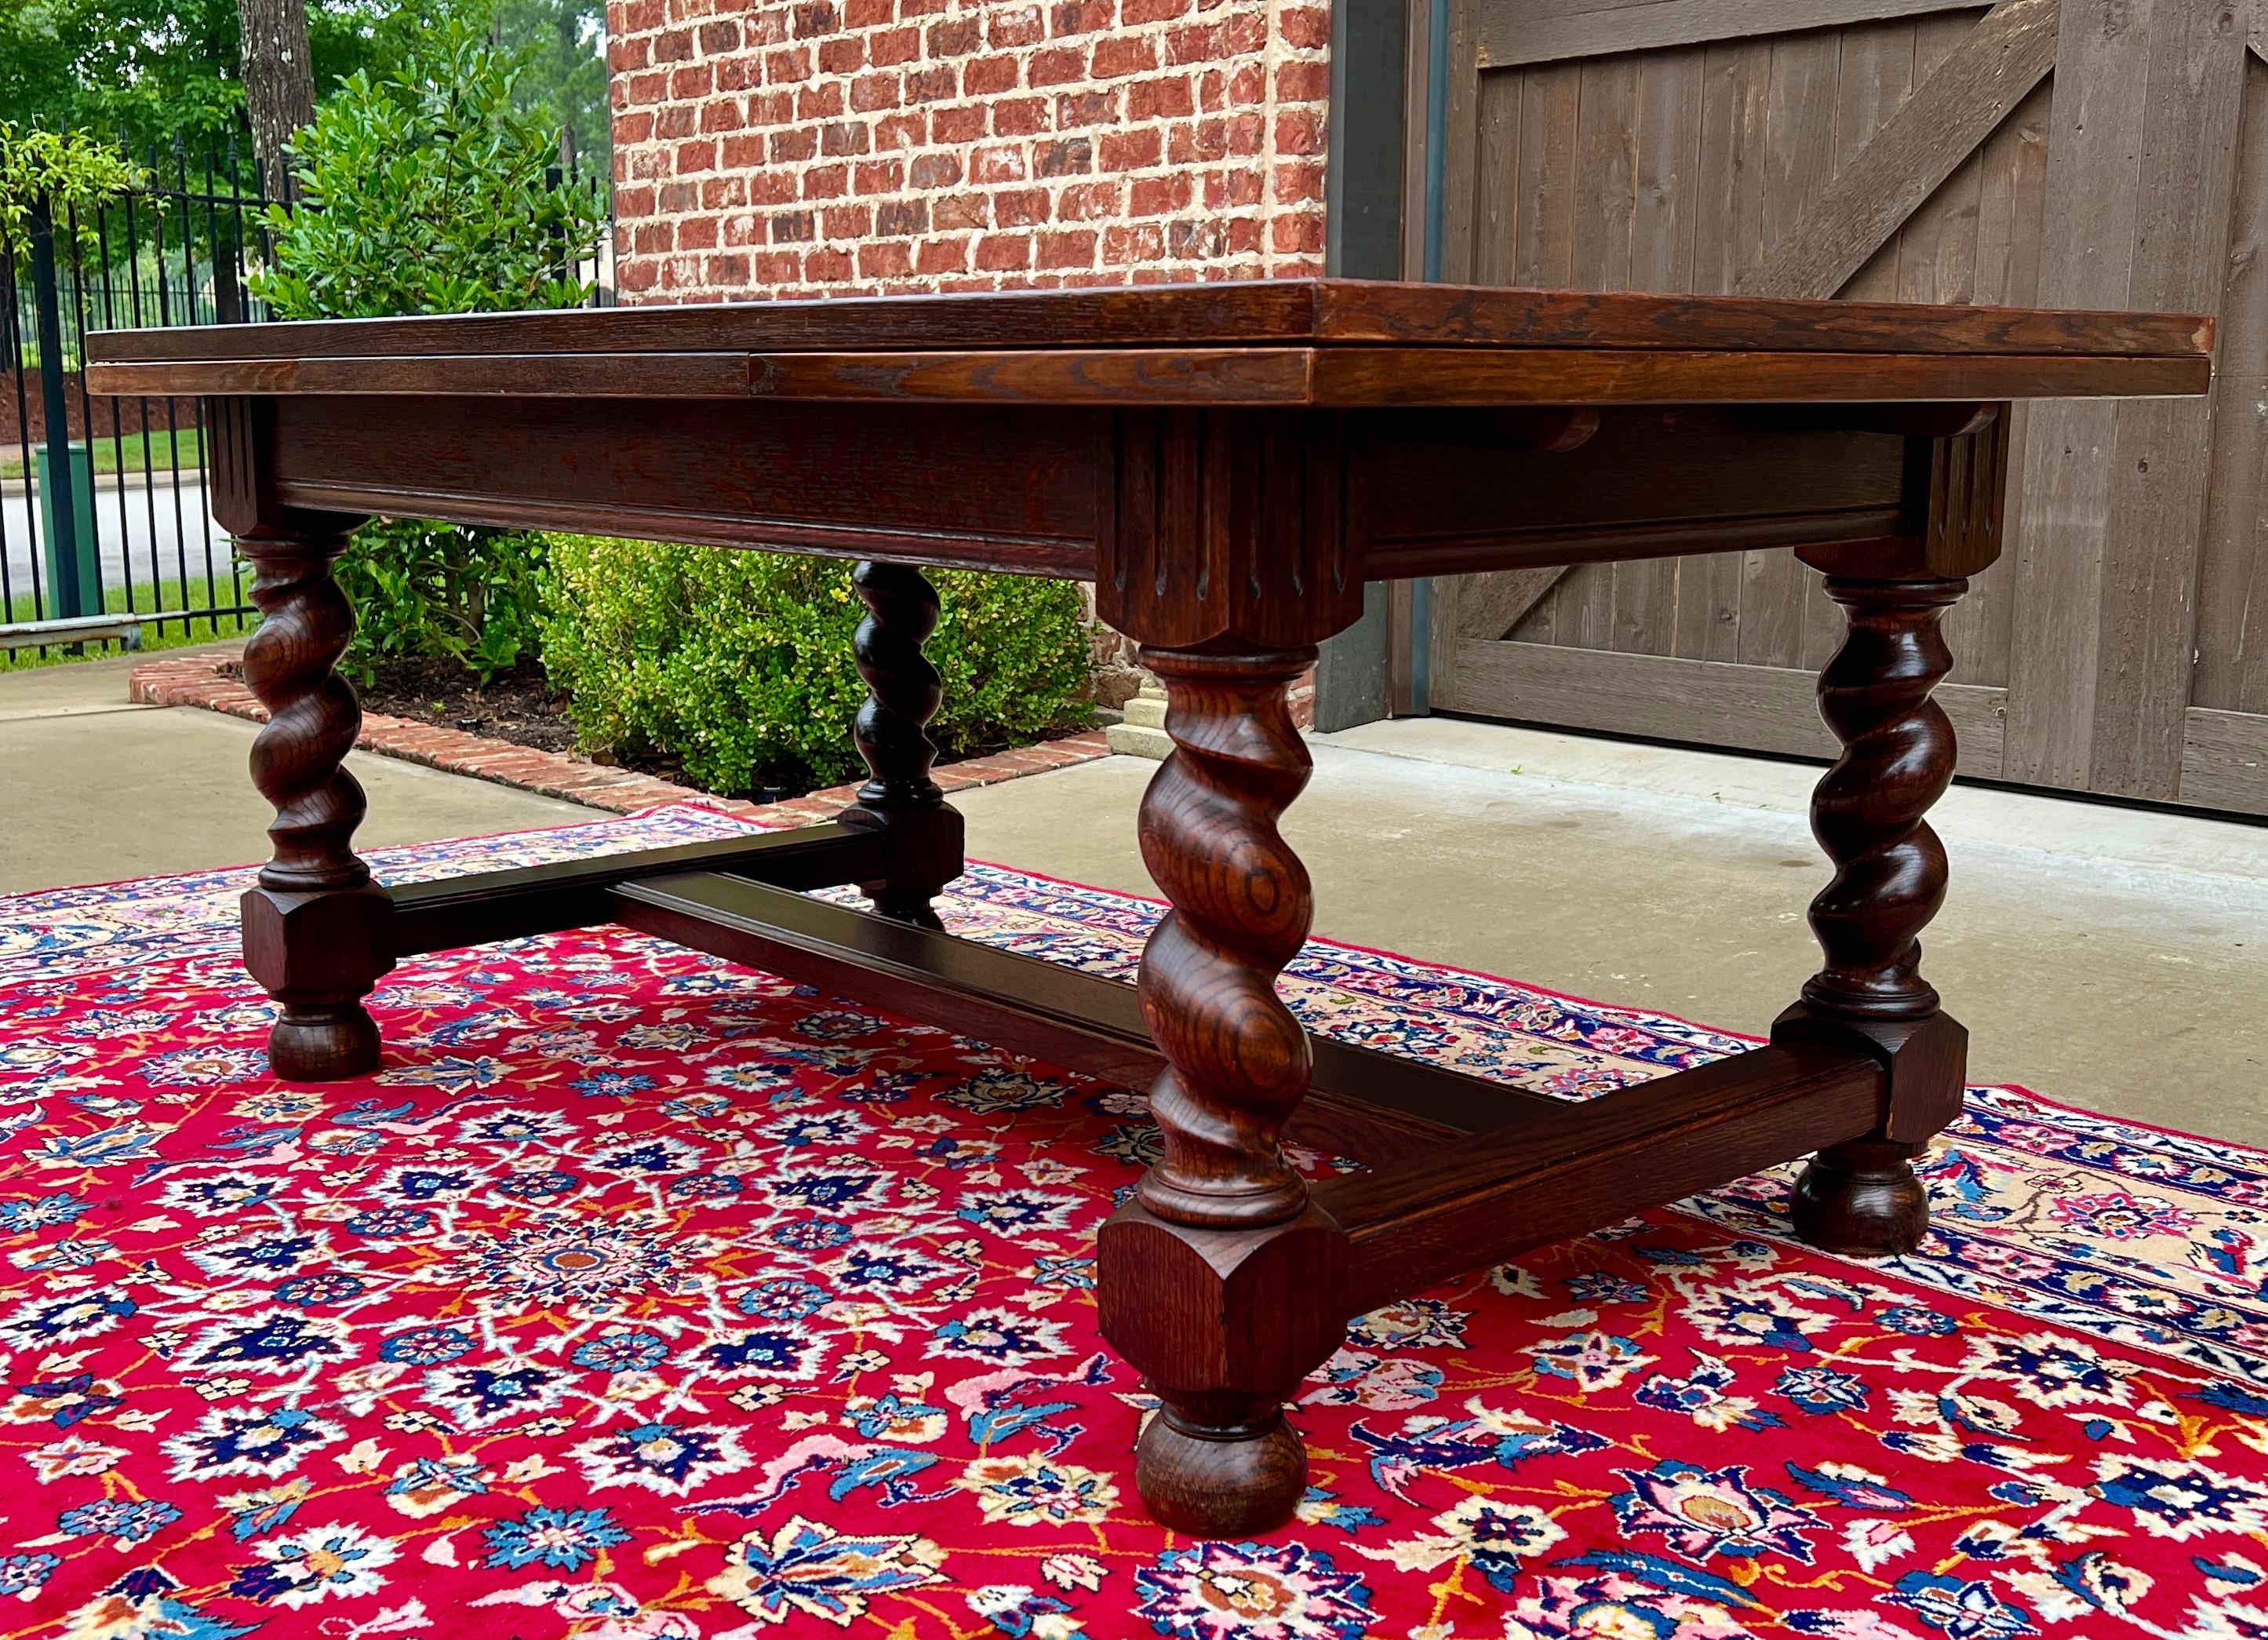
<box><xmin>1431</xmin><ymin>636</ymin><xmax>2011</xmax><ymax>767</ymax></box>
<box><xmin>1690</xmin><ymin>41</ymin><xmax>1770</xmax><ymax>300</ymax></box>
<box><xmin>1521</xmin><ymin>574</ymin><xmax>1562</xmax><ymax>644</ymax></box>
<box><xmin>1740</xmin><ymin>30</ymin><xmax>1842</xmax><ymax>672</ymax></box>
<box><xmin>1618</xmin><ymin>47</ymin><xmax>1705</xmax><ymax>657</ymax></box>
<box><xmin>2088</xmin><ymin>2</ymin><xmax>2248</xmax><ymax>799</ymax></box>
<box><xmin>1806</xmin><ymin>20</ymin><xmax>1923</xmax><ymax>670</ymax></box>
<box><xmin>1514</xmin><ymin>62</ymin><xmax>1583</xmax><ymax>289</ymax></box>
<box><xmin>1478</xmin><ymin>0</ymin><xmax>1983</xmax><ymax>71</ymax></box>
<box><xmin>1630</xmin><ymin>48</ymin><xmax>1704</xmax><ymax>299</ymax></box>
<box><xmin>1894</xmin><ymin>12</ymin><xmax>1988</xmax><ymax>305</ymax></box>
<box><xmin>1679</xmin><ymin>38</ymin><xmax>1771</xmax><ymax>663</ymax></box>
<box><xmin>1513</xmin><ymin>569</ymin><xmax>1568</xmax><ymax>645</ymax></box>
<box><xmin>1456</xmin><ymin>566</ymin><xmax>1574</xmax><ymax>637</ymax></box>
<box><xmin>1737</xmin><ymin>0</ymin><xmax>2059</xmax><ymax>302</ymax></box>
<box><xmin>1442</xmin><ymin>0</ymin><xmax>1485</xmax><ymax>279</ymax></box>
<box><xmin>2005</xmin><ymin>0</ymin><xmax>2167</xmax><ymax>788</ymax></box>
<box><xmin>1428</xmin><ymin>573</ymin><xmax>1470</xmax><ymax>702</ymax></box>
<box><xmin>2192</xmin><ymin>52</ymin><xmax>2268</xmax><ymax>720</ymax></box>
<box><xmin>2182</xmin><ymin>705</ymin><xmax>2268</xmax><ymax>811</ymax></box>
<box><xmin>1833</xmin><ymin>19</ymin><xmax>1921</xmax><ymax>303</ymax></box>
<box><xmin>1573</xmin><ymin>60</ymin><xmax>1639</xmax><ymax>293</ymax></box>
<box><xmin>1943</xmin><ymin>81</ymin><xmax>2049</xmax><ymax>711</ymax></box>
<box><xmin>1572</xmin><ymin>57</ymin><xmax>1640</xmax><ymax>649</ymax></box>
<box><xmin>1894</xmin><ymin>14</ymin><xmax>1991</xmax><ymax>695</ymax></box>
<box><xmin>1473</xmin><ymin>71</ymin><xmax>1522</xmax><ymax>287</ymax></box>
<box><xmin>1498</xmin><ymin>71</ymin><xmax>1585</xmax><ymax>649</ymax></box>
<box><xmin>1971</xmin><ymin>75</ymin><xmax>2049</xmax><ymax>307</ymax></box>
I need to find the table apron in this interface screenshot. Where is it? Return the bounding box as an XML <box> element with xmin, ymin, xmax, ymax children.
<box><xmin>228</xmin><ymin>393</ymin><xmax>1994</xmax><ymax>585</ymax></box>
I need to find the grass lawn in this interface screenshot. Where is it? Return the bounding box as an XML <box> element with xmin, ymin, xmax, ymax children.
<box><xmin>1</xmin><ymin>575</ymin><xmax>253</xmax><ymax>672</ymax></box>
<box><xmin>1</xmin><ymin>427</ymin><xmax>205</xmax><ymax>482</ymax></box>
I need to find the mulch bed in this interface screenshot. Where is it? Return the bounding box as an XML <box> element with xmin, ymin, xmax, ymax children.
<box><xmin>357</xmin><ymin>656</ymin><xmax>582</xmax><ymax>756</ymax></box>
<box><xmin>217</xmin><ymin>654</ymin><xmax>582</xmax><ymax>756</ymax></box>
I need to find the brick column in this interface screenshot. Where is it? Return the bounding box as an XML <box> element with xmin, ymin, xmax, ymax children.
<box><xmin>606</xmin><ymin>0</ymin><xmax>1331</xmax><ymax>300</ymax></box>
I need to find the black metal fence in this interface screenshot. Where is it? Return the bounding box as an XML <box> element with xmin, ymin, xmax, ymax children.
<box><xmin>1</xmin><ymin>145</ymin><xmax>272</xmax><ymax>655</ymax></box>
<box><xmin>2</xmin><ymin>140</ymin><xmax>614</xmax><ymax>658</ymax></box>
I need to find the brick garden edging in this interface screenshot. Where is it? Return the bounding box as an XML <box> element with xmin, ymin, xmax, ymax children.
<box><xmin>129</xmin><ymin>648</ymin><xmax>1113</xmax><ymax>827</ymax></box>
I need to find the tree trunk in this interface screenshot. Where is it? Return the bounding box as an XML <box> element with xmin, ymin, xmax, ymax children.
<box><xmin>239</xmin><ymin>0</ymin><xmax>316</xmax><ymax>200</ymax></box>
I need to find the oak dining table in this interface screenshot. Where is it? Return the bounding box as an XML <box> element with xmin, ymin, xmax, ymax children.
<box><xmin>85</xmin><ymin>279</ymin><xmax>2214</xmax><ymax>1537</ymax></box>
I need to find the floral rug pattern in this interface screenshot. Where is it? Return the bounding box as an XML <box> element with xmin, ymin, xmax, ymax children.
<box><xmin>4</xmin><ymin>804</ymin><xmax>2267</xmax><ymax>1638</ymax></box>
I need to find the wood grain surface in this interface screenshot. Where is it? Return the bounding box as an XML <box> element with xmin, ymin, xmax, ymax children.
<box><xmin>1317</xmin><ymin>1040</ymin><xmax>1883</xmax><ymax>1313</ymax></box>
<box><xmin>609</xmin><ymin>868</ymin><xmax>1553</xmax><ymax>1167</ymax></box>
<box><xmin>1131</xmin><ymin>647</ymin><xmax>1323</xmax><ymax>1229</ymax></box>
<box><xmin>234</xmin><ymin>528</ymin><xmax>394</xmax><ymax>1084</ymax></box>
<box><xmin>1775</xmin><ymin>573</ymin><xmax>1973</xmax><ymax>1257</ymax></box>
<box><xmin>87</xmin><ymin>342</ymin><xmax>2210</xmax><ymax>406</ymax></box>
<box><xmin>83</xmin><ymin>279</ymin><xmax>2212</xmax><ymax>409</ymax></box>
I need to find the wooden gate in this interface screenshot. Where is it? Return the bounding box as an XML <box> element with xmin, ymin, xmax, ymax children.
<box><xmin>1422</xmin><ymin>0</ymin><xmax>2268</xmax><ymax>812</ymax></box>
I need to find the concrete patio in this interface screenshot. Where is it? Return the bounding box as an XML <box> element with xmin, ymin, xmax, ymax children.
<box><xmin>0</xmin><ymin>647</ymin><xmax>591</xmax><ymax>890</ymax></box>
<box><xmin>957</xmin><ymin>720</ymin><xmax>2268</xmax><ymax>1146</ymax></box>
<box><xmin>5</xmin><ymin>651</ymin><xmax>2261</xmax><ymax>1143</ymax></box>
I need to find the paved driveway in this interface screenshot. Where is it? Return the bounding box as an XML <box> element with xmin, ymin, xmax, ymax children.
<box><xmin>1</xmin><ymin>473</ymin><xmax>232</xmax><ymax>613</ymax></box>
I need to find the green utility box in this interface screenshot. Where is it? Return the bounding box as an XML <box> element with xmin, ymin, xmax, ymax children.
<box><xmin>35</xmin><ymin>442</ymin><xmax>101</xmax><ymax>620</ymax></box>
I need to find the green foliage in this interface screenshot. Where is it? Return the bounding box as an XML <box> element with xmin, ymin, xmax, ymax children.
<box><xmin>252</xmin><ymin>16</ymin><xmax>607</xmax><ymax>681</ymax></box>
<box><xmin>0</xmin><ymin>0</ymin><xmax>416</xmax><ymax>163</ymax></box>
<box><xmin>4</xmin><ymin>0</ymin><xmax>256</xmax><ymax>159</ymax></box>
<box><xmin>253</xmin><ymin>15</ymin><xmax>609</xmax><ymax>319</ymax></box>
<box><xmin>334</xmin><ymin>520</ymin><xmax>551</xmax><ymax>686</ymax></box>
<box><xmin>0</xmin><ymin>0</ymin><xmax>607</xmax><ymax>269</ymax></box>
<box><xmin>493</xmin><ymin>0</ymin><xmax>610</xmax><ymax>177</ymax></box>
<box><xmin>0</xmin><ymin>0</ymin><xmax>610</xmax><ymax>169</ymax></box>
<box><xmin>541</xmin><ymin>538</ymin><xmax>1094</xmax><ymax>795</ymax></box>
<box><xmin>0</xmin><ymin>124</ymin><xmax>139</xmax><ymax>260</ymax></box>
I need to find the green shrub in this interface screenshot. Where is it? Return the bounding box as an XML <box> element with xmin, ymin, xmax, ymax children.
<box><xmin>333</xmin><ymin>519</ymin><xmax>551</xmax><ymax>684</ymax></box>
<box><xmin>252</xmin><ymin>17</ymin><xmax>608</xmax><ymax>320</ymax></box>
<box><xmin>540</xmin><ymin>537</ymin><xmax>1091</xmax><ymax>795</ymax></box>
<box><xmin>251</xmin><ymin>15</ymin><xmax>609</xmax><ymax>680</ymax></box>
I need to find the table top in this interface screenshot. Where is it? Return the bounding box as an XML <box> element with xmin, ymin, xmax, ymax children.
<box><xmin>86</xmin><ymin>279</ymin><xmax>2213</xmax><ymax>408</ymax></box>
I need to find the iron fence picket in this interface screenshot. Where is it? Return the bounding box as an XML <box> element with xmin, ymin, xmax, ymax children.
<box><xmin>117</xmin><ymin>183</ymin><xmax>169</xmax><ymax>640</ymax></box>
<box><xmin>27</xmin><ymin>198</ymin><xmax>82</xmax><ymax>629</ymax></box>
<box><xmin>0</xmin><ymin>249</ymin><xmax>29</xmax><ymax>625</ymax></box>
<box><xmin>4</xmin><ymin>137</ymin><xmax>617</xmax><ymax>654</ymax></box>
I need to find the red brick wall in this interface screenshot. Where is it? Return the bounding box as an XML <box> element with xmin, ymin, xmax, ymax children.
<box><xmin>0</xmin><ymin>374</ymin><xmax>82</xmax><ymax>446</ymax></box>
<box><xmin>605</xmin><ymin>0</ymin><xmax>1331</xmax><ymax>301</ymax></box>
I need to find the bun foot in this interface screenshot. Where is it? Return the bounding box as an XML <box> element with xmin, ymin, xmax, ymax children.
<box><xmin>268</xmin><ymin>1003</ymin><xmax>380</xmax><ymax>1081</ymax></box>
<box><xmin>865</xmin><ymin>887</ymin><xmax>946</xmax><ymax>931</ymax></box>
<box><xmin>1137</xmin><ymin>1396</ymin><xmax>1307</xmax><ymax>1538</ymax></box>
<box><xmin>1791</xmin><ymin>1138</ymin><xmax>1928</xmax><ymax>1258</ymax></box>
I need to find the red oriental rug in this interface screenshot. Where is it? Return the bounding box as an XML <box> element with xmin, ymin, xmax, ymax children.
<box><xmin>5</xmin><ymin>803</ymin><xmax>2266</xmax><ymax>1640</ymax></box>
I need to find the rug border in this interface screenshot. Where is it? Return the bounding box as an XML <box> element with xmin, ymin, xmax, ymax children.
<box><xmin>5</xmin><ymin>800</ymin><xmax>2246</xmax><ymax>1170</ymax></box>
